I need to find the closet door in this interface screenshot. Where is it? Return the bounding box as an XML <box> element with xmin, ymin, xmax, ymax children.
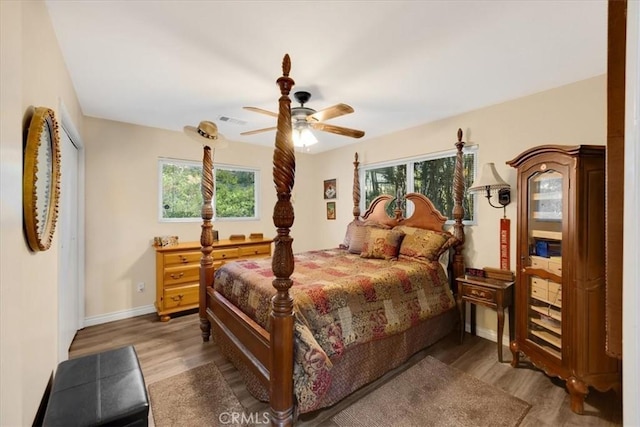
<box><xmin>57</xmin><ymin>127</ymin><xmax>79</xmax><ymax>362</ymax></box>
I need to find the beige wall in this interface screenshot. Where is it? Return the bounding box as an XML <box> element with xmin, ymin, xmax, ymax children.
<box><xmin>0</xmin><ymin>1</ymin><xmax>84</xmax><ymax>425</ymax></box>
<box><xmin>313</xmin><ymin>75</ymin><xmax>606</xmax><ymax>341</ymax></box>
<box><xmin>82</xmin><ymin>118</ymin><xmax>317</xmax><ymax>318</ymax></box>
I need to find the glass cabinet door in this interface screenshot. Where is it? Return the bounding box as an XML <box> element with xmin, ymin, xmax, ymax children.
<box><xmin>524</xmin><ymin>169</ymin><xmax>563</xmax><ymax>360</ymax></box>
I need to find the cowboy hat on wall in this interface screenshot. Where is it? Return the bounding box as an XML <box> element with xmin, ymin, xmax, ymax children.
<box><xmin>183</xmin><ymin>121</ymin><xmax>228</xmax><ymax>148</ymax></box>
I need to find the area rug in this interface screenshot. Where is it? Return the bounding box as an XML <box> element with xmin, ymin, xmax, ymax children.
<box><xmin>148</xmin><ymin>363</ymin><xmax>252</xmax><ymax>427</ymax></box>
<box><xmin>331</xmin><ymin>356</ymin><xmax>530</xmax><ymax>427</ymax></box>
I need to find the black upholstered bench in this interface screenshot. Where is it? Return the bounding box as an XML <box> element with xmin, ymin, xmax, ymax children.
<box><xmin>43</xmin><ymin>345</ymin><xmax>149</xmax><ymax>427</ymax></box>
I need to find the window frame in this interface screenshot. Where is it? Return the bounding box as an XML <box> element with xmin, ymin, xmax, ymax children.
<box><xmin>158</xmin><ymin>158</ymin><xmax>260</xmax><ymax>223</ymax></box>
<box><xmin>359</xmin><ymin>145</ymin><xmax>478</xmax><ymax>225</ymax></box>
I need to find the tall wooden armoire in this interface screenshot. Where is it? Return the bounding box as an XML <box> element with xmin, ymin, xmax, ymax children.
<box><xmin>507</xmin><ymin>145</ymin><xmax>621</xmax><ymax>414</ymax></box>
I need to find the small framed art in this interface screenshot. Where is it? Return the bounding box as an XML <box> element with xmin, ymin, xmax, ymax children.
<box><xmin>326</xmin><ymin>202</ymin><xmax>336</xmax><ymax>220</ymax></box>
<box><xmin>323</xmin><ymin>179</ymin><xmax>337</xmax><ymax>199</ymax></box>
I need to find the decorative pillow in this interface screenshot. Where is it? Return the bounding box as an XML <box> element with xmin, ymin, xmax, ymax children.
<box><xmin>396</xmin><ymin>226</ymin><xmax>459</xmax><ymax>261</ymax></box>
<box><xmin>340</xmin><ymin>219</ymin><xmax>363</xmax><ymax>249</ymax></box>
<box><xmin>347</xmin><ymin>221</ymin><xmax>392</xmax><ymax>254</ymax></box>
<box><xmin>360</xmin><ymin>228</ymin><xmax>405</xmax><ymax>260</ymax></box>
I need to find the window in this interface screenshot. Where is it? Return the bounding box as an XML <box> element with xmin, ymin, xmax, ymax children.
<box><xmin>362</xmin><ymin>147</ymin><xmax>477</xmax><ymax>223</ymax></box>
<box><xmin>159</xmin><ymin>158</ymin><xmax>259</xmax><ymax>222</ymax></box>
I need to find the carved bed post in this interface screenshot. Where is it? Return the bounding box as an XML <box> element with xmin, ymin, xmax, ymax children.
<box><xmin>352</xmin><ymin>152</ymin><xmax>361</xmax><ymax>219</ymax></box>
<box><xmin>199</xmin><ymin>146</ymin><xmax>215</xmax><ymax>341</ymax></box>
<box><xmin>452</xmin><ymin>128</ymin><xmax>466</xmax><ymax>281</ymax></box>
<box><xmin>270</xmin><ymin>54</ymin><xmax>296</xmax><ymax>427</ymax></box>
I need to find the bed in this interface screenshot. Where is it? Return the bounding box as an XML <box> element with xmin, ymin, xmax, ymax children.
<box><xmin>197</xmin><ymin>54</ymin><xmax>467</xmax><ymax>425</ymax></box>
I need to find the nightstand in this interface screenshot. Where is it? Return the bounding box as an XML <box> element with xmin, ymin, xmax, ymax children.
<box><xmin>455</xmin><ymin>275</ymin><xmax>514</xmax><ymax>362</ymax></box>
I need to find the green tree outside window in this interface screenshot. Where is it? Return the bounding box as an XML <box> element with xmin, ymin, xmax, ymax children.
<box><xmin>159</xmin><ymin>159</ymin><xmax>258</xmax><ymax>221</ymax></box>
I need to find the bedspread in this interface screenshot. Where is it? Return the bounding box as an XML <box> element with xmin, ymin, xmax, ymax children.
<box><xmin>214</xmin><ymin>248</ymin><xmax>455</xmax><ymax>412</ymax></box>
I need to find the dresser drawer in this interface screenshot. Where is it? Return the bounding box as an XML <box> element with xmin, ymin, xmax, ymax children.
<box><xmin>462</xmin><ymin>285</ymin><xmax>495</xmax><ymax>303</ymax></box>
<box><xmin>548</xmin><ymin>260</ymin><xmax>562</xmax><ymax>277</ymax></box>
<box><xmin>163</xmin><ymin>264</ymin><xmax>199</xmax><ymax>286</ymax></box>
<box><xmin>239</xmin><ymin>243</ymin><xmax>271</xmax><ymax>258</ymax></box>
<box><xmin>164</xmin><ymin>250</ymin><xmax>201</xmax><ymax>266</ymax></box>
<box><xmin>212</xmin><ymin>248</ymin><xmax>240</xmax><ymax>261</ymax></box>
<box><xmin>548</xmin><ymin>280</ymin><xmax>562</xmax><ymax>306</ymax></box>
<box><xmin>531</xmin><ymin>277</ymin><xmax>548</xmax><ymax>301</ymax></box>
<box><xmin>163</xmin><ymin>283</ymin><xmax>199</xmax><ymax>309</ymax></box>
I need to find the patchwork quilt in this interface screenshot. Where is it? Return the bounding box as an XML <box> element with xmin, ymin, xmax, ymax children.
<box><xmin>214</xmin><ymin>248</ymin><xmax>455</xmax><ymax>412</ymax></box>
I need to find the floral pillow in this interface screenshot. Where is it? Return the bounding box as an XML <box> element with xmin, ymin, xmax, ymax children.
<box><xmin>360</xmin><ymin>228</ymin><xmax>405</xmax><ymax>260</ymax></box>
<box><xmin>347</xmin><ymin>221</ymin><xmax>391</xmax><ymax>254</ymax></box>
<box><xmin>395</xmin><ymin>225</ymin><xmax>458</xmax><ymax>261</ymax></box>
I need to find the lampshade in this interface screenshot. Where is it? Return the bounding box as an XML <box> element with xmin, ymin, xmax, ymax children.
<box><xmin>468</xmin><ymin>163</ymin><xmax>510</xmax><ymax>193</ymax></box>
<box><xmin>292</xmin><ymin>127</ymin><xmax>318</xmax><ymax>147</ymax></box>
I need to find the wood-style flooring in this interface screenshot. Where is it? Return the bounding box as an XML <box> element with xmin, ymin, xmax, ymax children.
<box><xmin>69</xmin><ymin>310</ymin><xmax>622</xmax><ymax>426</ymax></box>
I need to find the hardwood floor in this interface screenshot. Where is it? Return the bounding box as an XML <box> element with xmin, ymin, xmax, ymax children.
<box><xmin>69</xmin><ymin>310</ymin><xmax>622</xmax><ymax>426</ymax></box>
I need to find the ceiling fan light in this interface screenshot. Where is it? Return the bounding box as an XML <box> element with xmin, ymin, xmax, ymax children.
<box><xmin>292</xmin><ymin>127</ymin><xmax>318</xmax><ymax>147</ymax></box>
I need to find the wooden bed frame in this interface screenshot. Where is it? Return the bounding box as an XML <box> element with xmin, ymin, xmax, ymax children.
<box><xmin>198</xmin><ymin>54</ymin><xmax>467</xmax><ymax>426</ymax></box>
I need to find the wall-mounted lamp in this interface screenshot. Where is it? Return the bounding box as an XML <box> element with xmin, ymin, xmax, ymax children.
<box><xmin>468</xmin><ymin>162</ymin><xmax>511</xmax><ymax>217</ymax></box>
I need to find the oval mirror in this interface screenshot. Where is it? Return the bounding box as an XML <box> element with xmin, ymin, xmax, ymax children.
<box><xmin>23</xmin><ymin>107</ymin><xmax>61</xmax><ymax>251</ymax></box>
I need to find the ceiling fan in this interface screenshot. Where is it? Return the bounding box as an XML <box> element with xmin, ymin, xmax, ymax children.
<box><xmin>241</xmin><ymin>91</ymin><xmax>365</xmax><ymax>146</ymax></box>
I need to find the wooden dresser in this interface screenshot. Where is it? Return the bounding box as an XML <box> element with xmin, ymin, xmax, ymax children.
<box><xmin>507</xmin><ymin>145</ymin><xmax>620</xmax><ymax>414</ymax></box>
<box><xmin>155</xmin><ymin>238</ymin><xmax>272</xmax><ymax>321</ymax></box>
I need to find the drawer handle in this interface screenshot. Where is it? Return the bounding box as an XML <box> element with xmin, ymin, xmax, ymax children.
<box><xmin>170</xmin><ymin>294</ymin><xmax>184</xmax><ymax>302</ymax></box>
<box><xmin>470</xmin><ymin>289</ymin><xmax>489</xmax><ymax>299</ymax></box>
<box><xmin>254</xmin><ymin>250</ymin><xmax>258</xmax><ymax>254</ymax></box>
<box><xmin>222</xmin><ymin>254</ymin><xmax>227</xmax><ymax>258</ymax></box>
<box><xmin>180</xmin><ymin>256</ymin><xmax>188</xmax><ymax>263</ymax></box>
<box><xmin>170</xmin><ymin>272</ymin><xmax>184</xmax><ymax>279</ymax></box>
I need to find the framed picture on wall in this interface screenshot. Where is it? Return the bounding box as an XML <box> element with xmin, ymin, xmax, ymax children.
<box><xmin>324</xmin><ymin>179</ymin><xmax>337</xmax><ymax>199</ymax></box>
<box><xmin>326</xmin><ymin>202</ymin><xmax>336</xmax><ymax>220</ymax></box>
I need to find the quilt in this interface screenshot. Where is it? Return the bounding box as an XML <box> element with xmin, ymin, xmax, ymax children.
<box><xmin>214</xmin><ymin>248</ymin><xmax>455</xmax><ymax>412</ymax></box>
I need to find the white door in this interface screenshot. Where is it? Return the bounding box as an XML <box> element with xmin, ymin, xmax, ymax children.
<box><xmin>58</xmin><ymin>127</ymin><xmax>79</xmax><ymax>361</ymax></box>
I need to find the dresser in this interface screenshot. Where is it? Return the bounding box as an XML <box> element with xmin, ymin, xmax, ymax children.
<box><xmin>155</xmin><ymin>238</ymin><xmax>273</xmax><ymax>321</ymax></box>
<box><xmin>507</xmin><ymin>145</ymin><xmax>620</xmax><ymax>414</ymax></box>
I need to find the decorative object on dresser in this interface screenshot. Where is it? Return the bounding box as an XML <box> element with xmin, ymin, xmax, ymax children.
<box><xmin>155</xmin><ymin>238</ymin><xmax>272</xmax><ymax>322</ymax></box>
<box><xmin>507</xmin><ymin>145</ymin><xmax>621</xmax><ymax>414</ymax></box>
<box><xmin>455</xmin><ymin>275</ymin><xmax>514</xmax><ymax>363</ymax></box>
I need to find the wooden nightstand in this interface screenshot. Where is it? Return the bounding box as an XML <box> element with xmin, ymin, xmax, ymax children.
<box><xmin>455</xmin><ymin>275</ymin><xmax>514</xmax><ymax>362</ymax></box>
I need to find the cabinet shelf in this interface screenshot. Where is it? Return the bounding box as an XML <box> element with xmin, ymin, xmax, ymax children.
<box><xmin>531</xmin><ymin>230</ymin><xmax>562</xmax><ymax>240</ymax></box>
<box><xmin>530</xmin><ymin>304</ymin><xmax>562</xmax><ymax>322</ymax></box>
<box><xmin>530</xmin><ymin>294</ymin><xmax>562</xmax><ymax>309</ymax></box>
<box><xmin>530</xmin><ymin>317</ymin><xmax>562</xmax><ymax>335</ymax></box>
<box><xmin>530</xmin><ymin>329</ymin><xmax>562</xmax><ymax>348</ymax></box>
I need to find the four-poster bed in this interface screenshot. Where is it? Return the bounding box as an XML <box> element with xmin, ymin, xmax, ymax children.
<box><xmin>198</xmin><ymin>54</ymin><xmax>467</xmax><ymax>426</ymax></box>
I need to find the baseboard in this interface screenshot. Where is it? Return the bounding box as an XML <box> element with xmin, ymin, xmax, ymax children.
<box><xmin>464</xmin><ymin>322</ymin><xmax>510</xmax><ymax>347</ymax></box>
<box><xmin>84</xmin><ymin>304</ymin><xmax>156</xmax><ymax>327</ymax></box>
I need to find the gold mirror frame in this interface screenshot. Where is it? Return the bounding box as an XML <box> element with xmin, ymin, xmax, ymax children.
<box><xmin>23</xmin><ymin>107</ymin><xmax>61</xmax><ymax>251</ymax></box>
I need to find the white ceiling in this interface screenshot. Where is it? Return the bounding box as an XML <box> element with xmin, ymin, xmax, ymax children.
<box><xmin>45</xmin><ymin>1</ymin><xmax>607</xmax><ymax>154</ymax></box>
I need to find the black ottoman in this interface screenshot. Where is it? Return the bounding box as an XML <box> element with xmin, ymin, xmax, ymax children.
<box><xmin>43</xmin><ymin>346</ymin><xmax>149</xmax><ymax>427</ymax></box>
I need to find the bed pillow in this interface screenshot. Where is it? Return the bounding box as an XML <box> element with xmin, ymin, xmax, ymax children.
<box><xmin>340</xmin><ymin>219</ymin><xmax>363</xmax><ymax>249</ymax></box>
<box><xmin>347</xmin><ymin>221</ymin><xmax>391</xmax><ymax>254</ymax></box>
<box><xmin>395</xmin><ymin>225</ymin><xmax>458</xmax><ymax>261</ymax></box>
<box><xmin>360</xmin><ymin>228</ymin><xmax>405</xmax><ymax>260</ymax></box>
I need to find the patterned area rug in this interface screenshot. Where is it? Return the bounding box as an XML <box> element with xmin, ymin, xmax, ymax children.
<box><xmin>331</xmin><ymin>356</ymin><xmax>531</xmax><ymax>427</ymax></box>
<box><xmin>148</xmin><ymin>363</ymin><xmax>259</xmax><ymax>427</ymax></box>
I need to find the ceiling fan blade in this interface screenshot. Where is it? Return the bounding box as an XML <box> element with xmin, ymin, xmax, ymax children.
<box><xmin>307</xmin><ymin>103</ymin><xmax>354</xmax><ymax>122</ymax></box>
<box><xmin>243</xmin><ymin>106</ymin><xmax>278</xmax><ymax>118</ymax></box>
<box><xmin>240</xmin><ymin>126</ymin><xmax>277</xmax><ymax>136</ymax></box>
<box><xmin>310</xmin><ymin>122</ymin><xmax>365</xmax><ymax>139</ymax></box>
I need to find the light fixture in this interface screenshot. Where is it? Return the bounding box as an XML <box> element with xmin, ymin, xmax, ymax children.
<box><xmin>292</xmin><ymin>123</ymin><xmax>318</xmax><ymax>148</ymax></box>
<box><xmin>468</xmin><ymin>162</ymin><xmax>511</xmax><ymax>217</ymax></box>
